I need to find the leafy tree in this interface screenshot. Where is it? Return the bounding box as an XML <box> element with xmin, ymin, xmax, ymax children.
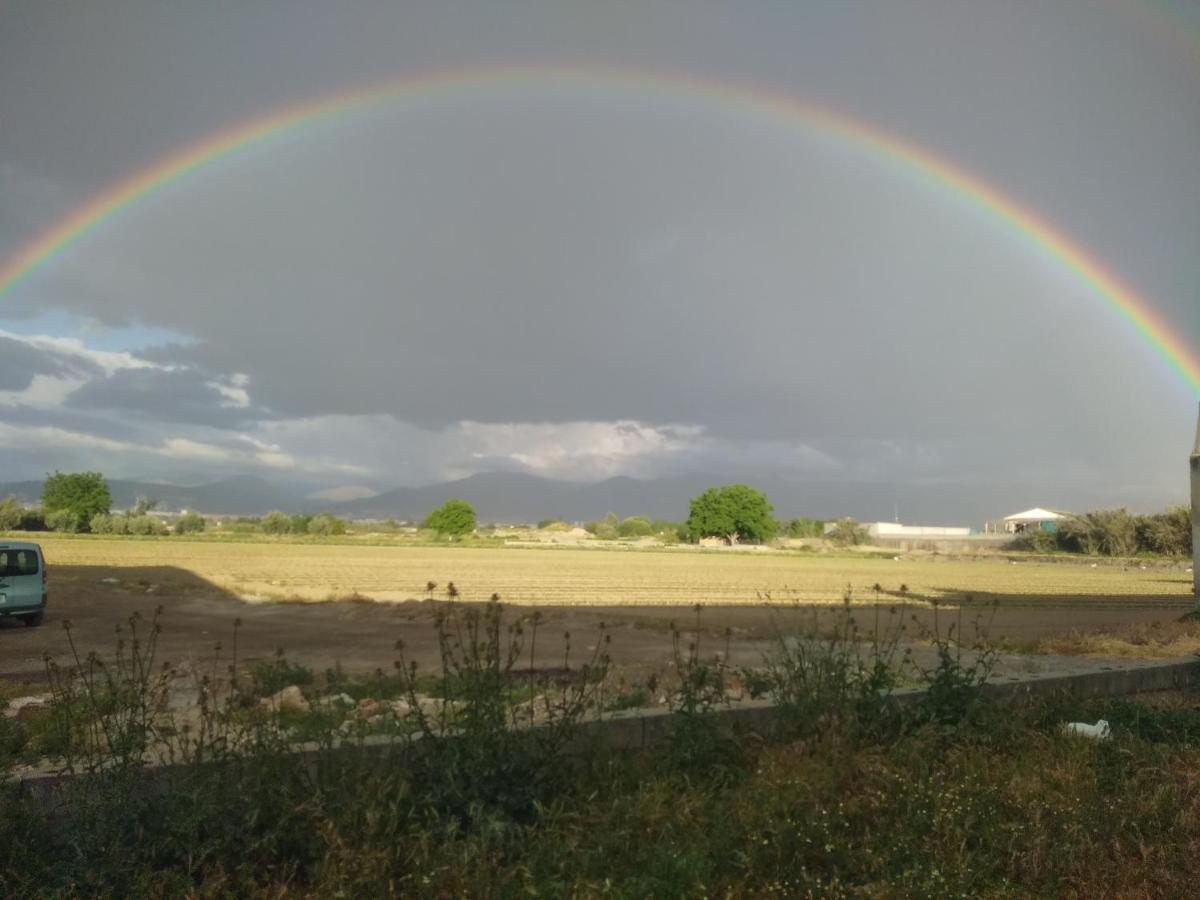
<box><xmin>175</xmin><ymin>512</ymin><xmax>207</xmax><ymax>535</ymax></box>
<box><xmin>289</xmin><ymin>514</ymin><xmax>312</xmax><ymax>535</ymax></box>
<box><xmin>422</xmin><ymin>498</ymin><xmax>477</xmax><ymax>537</ymax></box>
<box><xmin>784</xmin><ymin>517</ymin><xmax>825</xmax><ymax>538</ymax></box>
<box><xmin>827</xmin><ymin>517</ymin><xmax>868</xmax><ymax>547</ymax></box>
<box><xmin>261</xmin><ymin>510</ymin><xmax>291</xmax><ymax>535</ymax></box>
<box><xmin>0</xmin><ymin>496</ymin><xmax>23</xmax><ymax>531</ymax></box>
<box><xmin>618</xmin><ymin>515</ymin><xmax>653</xmax><ymax>538</ymax></box>
<box><xmin>42</xmin><ymin>471</ymin><xmax>111</xmax><ymax>530</ymax></box>
<box><xmin>307</xmin><ymin>514</ymin><xmax>347</xmax><ymax>536</ymax></box>
<box><xmin>685</xmin><ymin>484</ymin><xmax>775</xmax><ymax>544</ymax></box>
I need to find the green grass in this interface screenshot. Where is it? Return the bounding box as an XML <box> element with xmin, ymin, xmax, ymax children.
<box><xmin>3</xmin><ymin>601</ymin><xmax>1199</xmax><ymax>897</ymax></box>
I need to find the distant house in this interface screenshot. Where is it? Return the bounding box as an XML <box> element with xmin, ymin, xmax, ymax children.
<box><xmin>1000</xmin><ymin>508</ymin><xmax>1068</xmax><ymax>534</ymax></box>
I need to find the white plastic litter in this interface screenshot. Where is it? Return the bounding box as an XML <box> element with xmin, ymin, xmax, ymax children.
<box><xmin>1062</xmin><ymin>719</ymin><xmax>1110</xmax><ymax>740</ymax></box>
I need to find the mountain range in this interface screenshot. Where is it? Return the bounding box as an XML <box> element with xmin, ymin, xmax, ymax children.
<box><xmin>0</xmin><ymin>471</ymin><xmax>1054</xmax><ymax>526</ymax></box>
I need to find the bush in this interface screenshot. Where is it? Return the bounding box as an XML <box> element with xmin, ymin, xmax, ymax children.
<box><xmin>1136</xmin><ymin>506</ymin><xmax>1191</xmax><ymax>556</ymax></box>
<box><xmin>126</xmin><ymin>515</ymin><xmax>167</xmax><ymax>536</ymax></box>
<box><xmin>1060</xmin><ymin>509</ymin><xmax>1139</xmax><ymax>556</ymax></box>
<box><xmin>260</xmin><ymin>510</ymin><xmax>291</xmax><ymax>535</ymax></box>
<box><xmin>1015</xmin><ymin>527</ymin><xmax>1060</xmax><ymax>553</ymax></box>
<box><xmin>306</xmin><ymin>515</ymin><xmax>345</xmax><ymax>536</ymax></box>
<box><xmin>17</xmin><ymin>508</ymin><xmax>46</xmax><ymax>531</ymax></box>
<box><xmin>617</xmin><ymin>515</ymin><xmax>653</xmax><ymax>538</ymax></box>
<box><xmin>0</xmin><ymin>496</ymin><xmax>23</xmax><ymax>531</ymax></box>
<box><xmin>584</xmin><ymin>512</ymin><xmax>619</xmax><ymax>540</ymax></box>
<box><xmin>784</xmin><ymin>517</ymin><xmax>824</xmax><ymax>538</ymax></box>
<box><xmin>174</xmin><ymin>512</ymin><xmax>206</xmax><ymax>535</ymax></box>
<box><xmin>89</xmin><ymin>513</ymin><xmax>128</xmax><ymax>535</ymax></box>
<box><xmin>45</xmin><ymin>508</ymin><xmax>84</xmax><ymax>533</ymax></box>
<box><xmin>827</xmin><ymin>517</ymin><xmax>868</xmax><ymax>546</ymax></box>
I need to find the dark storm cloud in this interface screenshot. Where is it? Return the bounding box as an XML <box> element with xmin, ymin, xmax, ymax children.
<box><xmin>65</xmin><ymin>367</ymin><xmax>262</xmax><ymax>427</ymax></box>
<box><xmin>0</xmin><ymin>336</ymin><xmax>68</xmax><ymax>390</ymax></box>
<box><xmin>0</xmin><ymin>1</ymin><xmax>1195</xmax><ymax>511</ymax></box>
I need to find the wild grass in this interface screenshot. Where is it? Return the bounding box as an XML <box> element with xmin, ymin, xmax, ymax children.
<box><xmin>1</xmin><ymin>595</ymin><xmax>1198</xmax><ymax>897</ymax></box>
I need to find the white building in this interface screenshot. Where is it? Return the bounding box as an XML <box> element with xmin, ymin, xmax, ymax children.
<box><xmin>1000</xmin><ymin>507</ymin><xmax>1067</xmax><ymax>534</ymax></box>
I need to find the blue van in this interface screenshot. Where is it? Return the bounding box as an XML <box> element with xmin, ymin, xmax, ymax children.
<box><xmin>0</xmin><ymin>541</ymin><xmax>46</xmax><ymax>627</ymax></box>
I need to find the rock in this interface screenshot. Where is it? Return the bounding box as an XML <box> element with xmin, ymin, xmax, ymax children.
<box><xmin>386</xmin><ymin>699</ymin><xmax>412</xmax><ymax>717</ymax></box>
<box><xmin>259</xmin><ymin>685</ymin><xmax>309</xmax><ymax>713</ymax></box>
<box><xmin>4</xmin><ymin>695</ymin><xmax>53</xmax><ymax>719</ymax></box>
<box><xmin>99</xmin><ymin>577</ymin><xmax>120</xmax><ymax>585</ymax></box>
<box><xmin>356</xmin><ymin>698</ymin><xmax>382</xmax><ymax>719</ymax></box>
<box><xmin>314</xmin><ymin>693</ymin><xmax>355</xmax><ymax>710</ymax></box>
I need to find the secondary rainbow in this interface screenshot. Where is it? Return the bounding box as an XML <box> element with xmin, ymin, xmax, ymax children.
<box><xmin>1</xmin><ymin>65</ymin><xmax>1196</xmax><ymax>396</ymax></box>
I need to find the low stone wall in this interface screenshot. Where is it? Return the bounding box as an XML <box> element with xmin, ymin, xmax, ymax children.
<box><xmin>12</xmin><ymin>658</ymin><xmax>1199</xmax><ymax>800</ymax></box>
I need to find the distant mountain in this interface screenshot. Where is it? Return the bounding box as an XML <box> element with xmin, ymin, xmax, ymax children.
<box><xmin>1</xmin><ymin>470</ymin><xmax>1081</xmax><ymax>526</ymax></box>
<box><xmin>328</xmin><ymin>470</ymin><xmax>1000</xmax><ymax>525</ymax></box>
<box><xmin>0</xmin><ymin>474</ymin><xmax>304</xmax><ymax>517</ymax></box>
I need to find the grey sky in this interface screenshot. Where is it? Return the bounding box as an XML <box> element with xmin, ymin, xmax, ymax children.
<box><xmin>0</xmin><ymin>0</ymin><xmax>1197</xmax><ymax>518</ymax></box>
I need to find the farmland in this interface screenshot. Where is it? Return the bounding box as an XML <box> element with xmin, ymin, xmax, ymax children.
<box><xmin>31</xmin><ymin>535</ymin><xmax>1193</xmax><ymax>607</ymax></box>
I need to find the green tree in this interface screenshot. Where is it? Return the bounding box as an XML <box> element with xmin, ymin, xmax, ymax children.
<box><xmin>261</xmin><ymin>510</ymin><xmax>291</xmax><ymax>535</ymax></box>
<box><xmin>42</xmin><ymin>471</ymin><xmax>111</xmax><ymax>531</ymax></box>
<box><xmin>784</xmin><ymin>517</ymin><xmax>825</xmax><ymax>538</ymax></box>
<box><xmin>175</xmin><ymin>512</ymin><xmax>207</xmax><ymax>535</ymax></box>
<box><xmin>685</xmin><ymin>484</ymin><xmax>775</xmax><ymax>544</ymax></box>
<box><xmin>827</xmin><ymin>517</ymin><xmax>868</xmax><ymax>547</ymax></box>
<box><xmin>0</xmin><ymin>496</ymin><xmax>23</xmax><ymax>531</ymax></box>
<box><xmin>422</xmin><ymin>498</ymin><xmax>477</xmax><ymax>537</ymax></box>
<box><xmin>617</xmin><ymin>515</ymin><xmax>653</xmax><ymax>538</ymax></box>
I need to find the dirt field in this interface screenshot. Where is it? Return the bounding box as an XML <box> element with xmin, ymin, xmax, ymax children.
<box><xmin>26</xmin><ymin>536</ymin><xmax>1195</xmax><ymax>606</ymax></box>
<box><xmin>0</xmin><ymin>537</ymin><xmax>1193</xmax><ymax>681</ymax></box>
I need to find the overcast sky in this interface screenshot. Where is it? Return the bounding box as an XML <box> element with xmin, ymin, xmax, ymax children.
<box><xmin>1</xmin><ymin>1</ymin><xmax>1197</xmax><ymax>517</ymax></box>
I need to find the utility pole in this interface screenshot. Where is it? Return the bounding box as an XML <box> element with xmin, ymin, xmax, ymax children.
<box><xmin>1191</xmin><ymin>403</ymin><xmax>1200</xmax><ymax>612</ymax></box>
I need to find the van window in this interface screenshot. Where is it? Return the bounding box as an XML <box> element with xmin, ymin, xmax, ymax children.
<box><xmin>0</xmin><ymin>549</ymin><xmax>39</xmax><ymax>576</ymax></box>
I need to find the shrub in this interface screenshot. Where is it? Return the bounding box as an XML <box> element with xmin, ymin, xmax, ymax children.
<box><xmin>17</xmin><ymin>508</ymin><xmax>46</xmax><ymax>531</ymax></box>
<box><xmin>174</xmin><ymin>512</ymin><xmax>206</xmax><ymax>535</ymax></box>
<box><xmin>309</xmin><ymin>514</ymin><xmax>346</xmax><ymax>536</ymax></box>
<box><xmin>584</xmin><ymin>512</ymin><xmax>619</xmax><ymax>540</ymax></box>
<box><xmin>827</xmin><ymin>517</ymin><xmax>868</xmax><ymax>546</ymax></box>
<box><xmin>0</xmin><ymin>496</ymin><xmax>23</xmax><ymax>531</ymax></box>
<box><xmin>288</xmin><ymin>514</ymin><xmax>312</xmax><ymax>535</ymax></box>
<box><xmin>784</xmin><ymin>517</ymin><xmax>824</xmax><ymax>538</ymax></box>
<box><xmin>126</xmin><ymin>515</ymin><xmax>167</xmax><ymax>536</ymax></box>
<box><xmin>1060</xmin><ymin>509</ymin><xmax>1139</xmax><ymax>556</ymax></box>
<box><xmin>1136</xmin><ymin>506</ymin><xmax>1191</xmax><ymax>556</ymax></box>
<box><xmin>618</xmin><ymin>515</ymin><xmax>653</xmax><ymax>538</ymax></box>
<box><xmin>45</xmin><ymin>508</ymin><xmax>84</xmax><ymax>533</ymax></box>
<box><xmin>260</xmin><ymin>510</ymin><xmax>291</xmax><ymax>534</ymax></box>
<box><xmin>1016</xmin><ymin>527</ymin><xmax>1060</xmax><ymax>553</ymax></box>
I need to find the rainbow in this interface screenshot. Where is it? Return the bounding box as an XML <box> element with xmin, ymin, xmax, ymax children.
<box><xmin>1</xmin><ymin>65</ymin><xmax>1197</xmax><ymax>396</ymax></box>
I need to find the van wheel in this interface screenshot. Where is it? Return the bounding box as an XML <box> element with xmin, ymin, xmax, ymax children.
<box><xmin>22</xmin><ymin>612</ymin><xmax>43</xmax><ymax>628</ymax></box>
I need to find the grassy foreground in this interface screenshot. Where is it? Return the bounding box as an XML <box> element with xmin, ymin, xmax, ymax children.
<box><xmin>2</xmin><ymin>601</ymin><xmax>1199</xmax><ymax>897</ymax></box>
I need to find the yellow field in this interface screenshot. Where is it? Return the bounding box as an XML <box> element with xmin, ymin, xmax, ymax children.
<box><xmin>36</xmin><ymin>536</ymin><xmax>1194</xmax><ymax>608</ymax></box>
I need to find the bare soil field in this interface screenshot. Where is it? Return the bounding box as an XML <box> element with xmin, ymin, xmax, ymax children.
<box><xmin>0</xmin><ymin>537</ymin><xmax>1193</xmax><ymax>681</ymax></box>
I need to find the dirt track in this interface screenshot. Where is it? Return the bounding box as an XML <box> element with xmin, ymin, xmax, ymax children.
<box><xmin>0</xmin><ymin>563</ymin><xmax>1193</xmax><ymax>683</ymax></box>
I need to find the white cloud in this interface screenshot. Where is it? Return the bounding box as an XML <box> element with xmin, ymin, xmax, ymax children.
<box><xmin>0</xmin><ymin>374</ymin><xmax>88</xmax><ymax>409</ymax></box>
<box><xmin>160</xmin><ymin>437</ymin><xmax>232</xmax><ymax>461</ymax></box>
